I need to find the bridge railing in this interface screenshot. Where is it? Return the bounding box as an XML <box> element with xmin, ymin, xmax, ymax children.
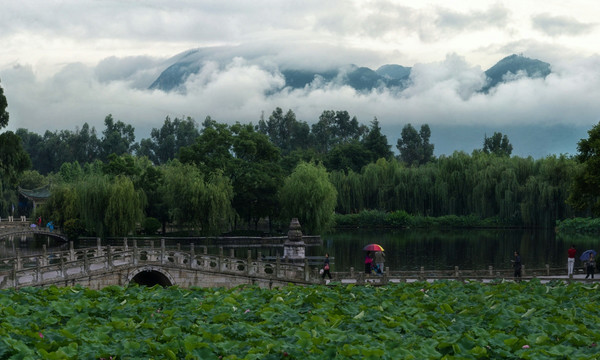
<box><xmin>0</xmin><ymin>238</ymin><xmax>317</xmax><ymax>289</ymax></box>
<box><xmin>0</xmin><ymin>238</ymin><xmax>592</xmax><ymax>289</ymax></box>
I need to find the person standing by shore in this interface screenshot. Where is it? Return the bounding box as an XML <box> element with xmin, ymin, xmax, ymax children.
<box><xmin>321</xmin><ymin>253</ymin><xmax>332</xmax><ymax>280</ymax></box>
<box><xmin>568</xmin><ymin>245</ymin><xmax>576</xmax><ymax>276</ymax></box>
<box><xmin>364</xmin><ymin>252</ymin><xmax>373</xmax><ymax>274</ymax></box>
<box><xmin>374</xmin><ymin>250</ymin><xmax>385</xmax><ymax>275</ymax></box>
<box><xmin>512</xmin><ymin>251</ymin><xmax>522</xmax><ymax>281</ymax></box>
<box><xmin>585</xmin><ymin>253</ymin><xmax>595</xmax><ymax>279</ymax></box>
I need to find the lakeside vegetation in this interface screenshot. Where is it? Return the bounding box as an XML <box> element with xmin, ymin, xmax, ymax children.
<box><xmin>3</xmin><ymin>79</ymin><xmax>600</xmax><ymax>237</ymax></box>
<box><xmin>1</xmin><ymin>281</ymin><xmax>599</xmax><ymax>359</ymax></box>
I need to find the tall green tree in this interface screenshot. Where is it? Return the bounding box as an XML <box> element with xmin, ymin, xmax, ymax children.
<box><xmin>0</xmin><ymin>132</ymin><xmax>32</xmax><ymax>186</ymax></box>
<box><xmin>325</xmin><ymin>140</ymin><xmax>372</xmax><ymax>173</ymax></box>
<box><xmin>396</xmin><ymin>123</ymin><xmax>434</xmax><ymax>166</ymax></box>
<box><xmin>0</xmin><ymin>79</ymin><xmax>8</xmax><ymax>129</ymax></box>
<box><xmin>104</xmin><ymin>176</ymin><xmax>145</xmax><ymax>236</ymax></box>
<box><xmin>311</xmin><ymin>110</ymin><xmax>366</xmax><ymax>153</ymax></box>
<box><xmin>257</xmin><ymin>108</ymin><xmax>312</xmax><ymax>155</ymax></box>
<box><xmin>279</xmin><ymin>162</ymin><xmax>337</xmax><ymax>234</ymax></box>
<box><xmin>178</xmin><ymin>118</ymin><xmax>233</xmax><ymax>174</ymax></box>
<box><xmin>568</xmin><ymin>122</ymin><xmax>600</xmax><ymax>215</ymax></box>
<box><xmin>138</xmin><ymin>116</ymin><xmax>199</xmax><ymax>165</ymax></box>
<box><xmin>0</xmin><ymin>81</ymin><xmax>32</xmax><ymax>216</ymax></box>
<box><xmin>76</xmin><ymin>174</ymin><xmax>111</xmax><ymax>237</ymax></box>
<box><xmin>17</xmin><ymin>124</ymin><xmax>100</xmax><ymax>174</ymax></box>
<box><xmin>100</xmin><ymin>114</ymin><xmax>136</xmax><ymax>160</ymax></box>
<box><xmin>362</xmin><ymin>117</ymin><xmax>393</xmax><ymax>161</ymax></box>
<box><xmin>230</xmin><ymin>123</ymin><xmax>283</xmax><ymax>229</ymax></box>
<box><xmin>161</xmin><ymin>160</ymin><xmax>234</xmax><ymax>235</ymax></box>
<box><xmin>482</xmin><ymin>132</ymin><xmax>513</xmax><ymax>157</ymax></box>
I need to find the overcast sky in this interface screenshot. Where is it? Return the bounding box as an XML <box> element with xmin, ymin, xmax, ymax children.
<box><xmin>1</xmin><ymin>0</ymin><xmax>599</xmax><ymax>158</ymax></box>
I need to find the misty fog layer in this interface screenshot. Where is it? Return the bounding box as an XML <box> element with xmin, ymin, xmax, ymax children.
<box><xmin>3</xmin><ymin>53</ymin><xmax>600</xmax><ymax>158</ymax></box>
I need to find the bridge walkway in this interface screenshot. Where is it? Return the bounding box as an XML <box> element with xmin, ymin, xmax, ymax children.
<box><xmin>0</xmin><ymin>238</ymin><xmax>595</xmax><ymax>289</ymax></box>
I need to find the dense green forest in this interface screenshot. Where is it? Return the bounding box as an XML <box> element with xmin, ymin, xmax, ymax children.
<box><xmin>2</xmin><ymin>80</ymin><xmax>600</xmax><ymax>237</ymax></box>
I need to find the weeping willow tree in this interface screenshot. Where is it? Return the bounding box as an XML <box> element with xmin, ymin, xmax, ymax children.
<box><xmin>160</xmin><ymin>161</ymin><xmax>234</xmax><ymax>235</ymax></box>
<box><xmin>76</xmin><ymin>174</ymin><xmax>111</xmax><ymax>237</ymax></box>
<box><xmin>329</xmin><ymin>151</ymin><xmax>578</xmax><ymax>227</ymax></box>
<box><xmin>104</xmin><ymin>176</ymin><xmax>145</xmax><ymax>236</ymax></box>
<box><xmin>279</xmin><ymin>161</ymin><xmax>337</xmax><ymax>234</ymax></box>
<box><xmin>37</xmin><ymin>183</ymin><xmax>80</xmax><ymax>227</ymax></box>
<box><xmin>199</xmin><ymin>171</ymin><xmax>235</xmax><ymax>234</ymax></box>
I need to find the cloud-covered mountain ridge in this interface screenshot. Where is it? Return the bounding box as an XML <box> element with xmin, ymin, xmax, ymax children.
<box><xmin>148</xmin><ymin>51</ymin><xmax>550</xmax><ymax>94</ymax></box>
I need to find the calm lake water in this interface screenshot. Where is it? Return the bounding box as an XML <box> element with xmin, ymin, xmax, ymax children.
<box><xmin>2</xmin><ymin>229</ymin><xmax>599</xmax><ymax>273</ymax></box>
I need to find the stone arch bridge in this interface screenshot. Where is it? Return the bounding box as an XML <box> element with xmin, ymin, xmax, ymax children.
<box><xmin>0</xmin><ymin>238</ymin><xmax>324</xmax><ymax>290</ymax></box>
<box><xmin>0</xmin><ymin>226</ymin><xmax>68</xmax><ymax>242</ymax></box>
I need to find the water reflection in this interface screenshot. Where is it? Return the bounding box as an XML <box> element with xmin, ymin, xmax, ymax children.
<box><xmin>3</xmin><ymin>229</ymin><xmax>600</xmax><ymax>273</ymax></box>
<box><xmin>0</xmin><ymin>235</ymin><xmax>69</xmax><ymax>258</ymax></box>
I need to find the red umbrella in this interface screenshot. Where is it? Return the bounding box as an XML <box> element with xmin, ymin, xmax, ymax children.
<box><xmin>363</xmin><ymin>244</ymin><xmax>384</xmax><ymax>252</ymax></box>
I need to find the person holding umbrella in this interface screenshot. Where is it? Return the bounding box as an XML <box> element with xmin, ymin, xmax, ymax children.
<box><xmin>374</xmin><ymin>250</ymin><xmax>385</xmax><ymax>275</ymax></box>
<box><xmin>365</xmin><ymin>252</ymin><xmax>374</xmax><ymax>274</ymax></box>
<box><xmin>363</xmin><ymin>244</ymin><xmax>383</xmax><ymax>274</ymax></box>
<box><xmin>581</xmin><ymin>249</ymin><xmax>597</xmax><ymax>279</ymax></box>
<box><xmin>585</xmin><ymin>253</ymin><xmax>596</xmax><ymax>279</ymax></box>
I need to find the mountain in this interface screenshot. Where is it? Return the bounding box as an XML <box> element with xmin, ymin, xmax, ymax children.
<box><xmin>148</xmin><ymin>52</ymin><xmax>550</xmax><ymax>94</ymax></box>
<box><xmin>482</xmin><ymin>54</ymin><xmax>551</xmax><ymax>93</ymax></box>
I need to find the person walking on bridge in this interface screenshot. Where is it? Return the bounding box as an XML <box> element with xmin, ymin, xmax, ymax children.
<box><xmin>321</xmin><ymin>253</ymin><xmax>332</xmax><ymax>280</ymax></box>
<box><xmin>512</xmin><ymin>251</ymin><xmax>522</xmax><ymax>281</ymax></box>
<box><xmin>374</xmin><ymin>250</ymin><xmax>385</xmax><ymax>275</ymax></box>
<box><xmin>585</xmin><ymin>253</ymin><xmax>596</xmax><ymax>279</ymax></box>
<box><xmin>568</xmin><ymin>244</ymin><xmax>576</xmax><ymax>276</ymax></box>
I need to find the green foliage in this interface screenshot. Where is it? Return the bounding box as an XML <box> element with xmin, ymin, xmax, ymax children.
<box><xmin>556</xmin><ymin>217</ymin><xmax>600</xmax><ymax>234</ymax></box>
<box><xmin>160</xmin><ymin>161</ymin><xmax>234</xmax><ymax>235</ymax></box>
<box><xmin>142</xmin><ymin>217</ymin><xmax>161</xmax><ymax>235</ymax></box>
<box><xmin>257</xmin><ymin>107</ymin><xmax>312</xmax><ymax>155</ymax></box>
<box><xmin>279</xmin><ymin>162</ymin><xmax>337</xmax><ymax>234</ymax></box>
<box><xmin>483</xmin><ymin>132</ymin><xmax>513</xmax><ymax>157</ymax></box>
<box><xmin>0</xmin><ymin>79</ymin><xmax>8</xmax><ymax>129</ymax></box>
<box><xmin>101</xmin><ymin>114</ymin><xmax>136</xmax><ymax>161</ymax></box>
<box><xmin>311</xmin><ymin>110</ymin><xmax>367</xmax><ymax>153</ymax></box>
<box><xmin>137</xmin><ymin>116</ymin><xmax>200</xmax><ymax>165</ymax></box>
<box><xmin>362</xmin><ymin>117</ymin><xmax>393</xmax><ymax>162</ymax></box>
<box><xmin>335</xmin><ymin>210</ymin><xmax>502</xmax><ymax>229</ymax></box>
<box><xmin>0</xmin><ymin>131</ymin><xmax>32</xmax><ymax>187</ymax></box>
<box><xmin>17</xmin><ymin>124</ymin><xmax>101</xmax><ymax>175</ymax></box>
<box><xmin>1</xmin><ymin>282</ymin><xmax>600</xmax><ymax>359</ymax></box>
<box><xmin>331</xmin><ymin>152</ymin><xmax>578</xmax><ymax>228</ymax></box>
<box><xmin>17</xmin><ymin>170</ymin><xmax>46</xmax><ymax>190</ymax></box>
<box><xmin>76</xmin><ymin>174</ymin><xmax>111</xmax><ymax>237</ymax></box>
<box><xmin>62</xmin><ymin>218</ymin><xmax>86</xmax><ymax>240</ymax></box>
<box><xmin>230</xmin><ymin>123</ymin><xmax>284</xmax><ymax>228</ymax></box>
<box><xmin>396</xmin><ymin>123</ymin><xmax>434</xmax><ymax>166</ymax></box>
<box><xmin>325</xmin><ymin>140</ymin><xmax>373</xmax><ymax>173</ymax></box>
<box><xmin>37</xmin><ymin>184</ymin><xmax>79</xmax><ymax>228</ymax></box>
<box><xmin>568</xmin><ymin>121</ymin><xmax>600</xmax><ymax>215</ymax></box>
<box><xmin>104</xmin><ymin>176</ymin><xmax>145</xmax><ymax>236</ymax></box>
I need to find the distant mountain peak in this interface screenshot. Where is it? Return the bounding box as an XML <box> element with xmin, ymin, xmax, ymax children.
<box><xmin>147</xmin><ymin>51</ymin><xmax>551</xmax><ymax>94</ymax></box>
<box><xmin>482</xmin><ymin>54</ymin><xmax>551</xmax><ymax>92</ymax></box>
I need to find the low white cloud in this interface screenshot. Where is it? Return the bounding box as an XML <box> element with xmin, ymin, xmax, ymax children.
<box><xmin>2</xmin><ymin>50</ymin><xmax>600</xmax><ymax>159</ymax></box>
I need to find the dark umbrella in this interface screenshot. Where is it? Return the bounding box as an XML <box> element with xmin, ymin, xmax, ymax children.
<box><xmin>363</xmin><ymin>244</ymin><xmax>384</xmax><ymax>252</ymax></box>
<box><xmin>580</xmin><ymin>249</ymin><xmax>597</xmax><ymax>262</ymax></box>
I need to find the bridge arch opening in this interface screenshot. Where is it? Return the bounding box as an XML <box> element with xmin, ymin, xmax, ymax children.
<box><xmin>130</xmin><ymin>270</ymin><xmax>173</xmax><ymax>287</ymax></box>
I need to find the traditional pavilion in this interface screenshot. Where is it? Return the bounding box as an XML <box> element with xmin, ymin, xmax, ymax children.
<box><xmin>18</xmin><ymin>184</ymin><xmax>51</xmax><ymax>211</ymax></box>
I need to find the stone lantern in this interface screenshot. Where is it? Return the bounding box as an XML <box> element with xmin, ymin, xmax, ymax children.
<box><xmin>283</xmin><ymin>218</ymin><xmax>305</xmax><ymax>261</ymax></box>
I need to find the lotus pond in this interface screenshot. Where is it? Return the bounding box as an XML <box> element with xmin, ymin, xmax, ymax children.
<box><xmin>1</xmin><ymin>280</ymin><xmax>600</xmax><ymax>359</ymax></box>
